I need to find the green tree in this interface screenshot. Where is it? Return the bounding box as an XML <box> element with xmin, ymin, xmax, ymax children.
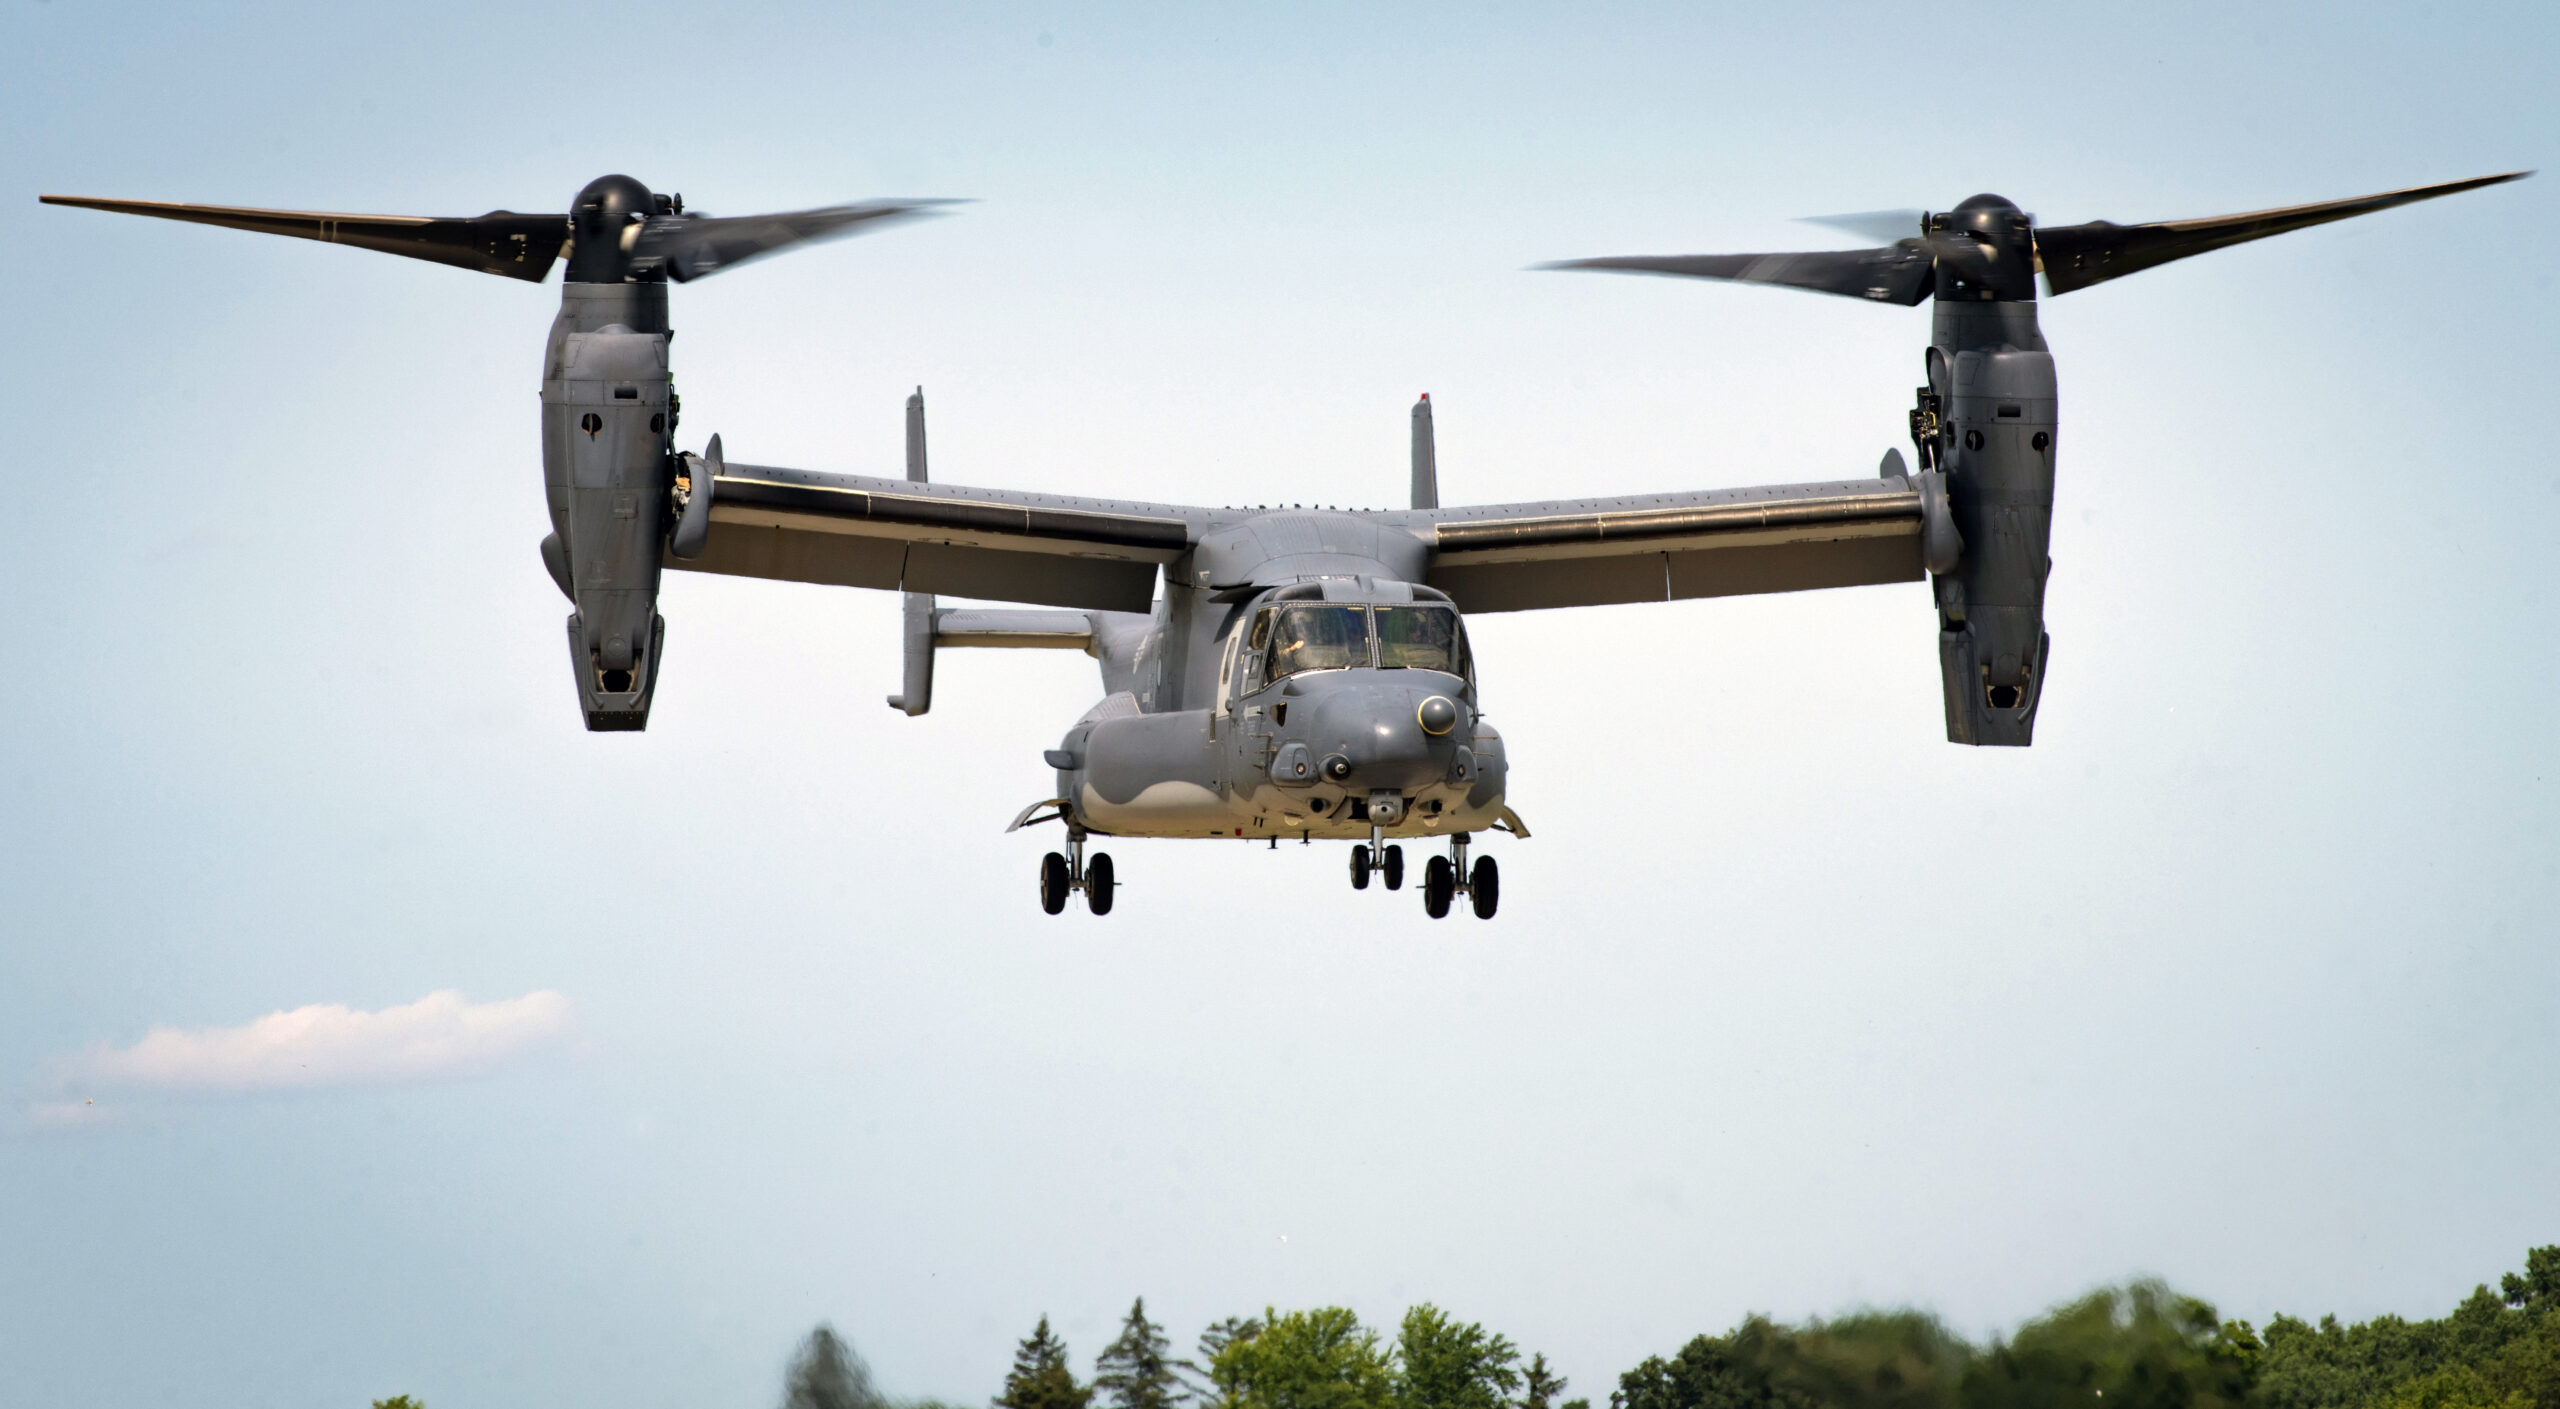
<box><xmin>787</xmin><ymin>1325</ymin><xmax>887</xmax><ymax>1409</ymax></box>
<box><xmin>1603</xmin><ymin>1246</ymin><xmax>2560</xmax><ymax>1409</ymax></box>
<box><xmin>1184</xmin><ymin>1316</ymin><xmax>1267</xmax><ymax>1409</ymax></box>
<box><xmin>2374</xmin><ymin>1368</ymin><xmax>2530</xmax><ymax>1409</ymax></box>
<box><xmin>2258</xmin><ymin>1250</ymin><xmax>2560</xmax><ymax>1409</ymax></box>
<box><xmin>2501</xmin><ymin>1250</ymin><xmax>2560</xmax><ymax>1318</ymax></box>
<box><xmin>1396</xmin><ymin>1305</ymin><xmax>1523</xmax><ymax>1409</ymax></box>
<box><xmin>1613</xmin><ymin>1311</ymin><xmax>1973</xmax><ymax>1409</ymax></box>
<box><xmin>1613</xmin><ymin>1323</ymin><xmax>1812</xmax><ymax>1409</ymax></box>
<box><xmin>1755</xmin><ymin>1311</ymin><xmax>1971</xmax><ymax>1409</ymax></box>
<box><xmin>372</xmin><ymin>1398</ymin><xmax>424</xmax><ymax>1409</ymax></box>
<box><xmin>1520</xmin><ymin>1354</ymin><xmax>1571</xmax><ymax>1409</ymax></box>
<box><xmin>1000</xmin><ymin>1317</ymin><xmax>1097</xmax><ymax>1409</ymax></box>
<box><xmin>1099</xmin><ymin>1299</ymin><xmax>1188</xmax><ymax>1409</ymax></box>
<box><xmin>1963</xmin><ymin>1283</ymin><xmax>2255</xmax><ymax>1409</ymax></box>
<box><xmin>1214</xmin><ymin>1307</ymin><xmax>1393</xmax><ymax>1409</ymax></box>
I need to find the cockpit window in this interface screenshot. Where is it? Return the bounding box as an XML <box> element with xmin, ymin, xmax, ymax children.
<box><xmin>1262</xmin><ymin>605</ymin><xmax>1369</xmax><ymax>685</ymax></box>
<box><xmin>1375</xmin><ymin>605</ymin><xmax>1466</xmax><ymax>675</ymax></box>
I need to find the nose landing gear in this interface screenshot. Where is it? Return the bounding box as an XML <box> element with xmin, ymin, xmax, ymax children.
<box><xmin>1422</xmin><ymin>833</ymin><xmax>1498</xmax><ymax>920</ymax></box>
<box><xmin>1349</xmin><ymin>825</ymin><xmax>1403</xmax><ymax>892</ymax></box>
<box><xmin>1039</xmin><ymin>824</ymin><xmax>1116</xmax><ymax>916</ymax></box>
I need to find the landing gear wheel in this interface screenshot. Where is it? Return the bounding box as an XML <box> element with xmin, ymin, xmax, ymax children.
<box><xmin>1423</xmin><ymin>855</ymin><xmax>1455</xmax><ymax>918</ymax></box>
<box><xmin>1382</xmin><ymin>845</ymin><xmax>1405</xmax><ymax>890</ymax></box>
<box><xmin>1349</xmin><ymin>847</ymin><xmax>1371</xmax><ymax>890</ymax></box>
<box><xmin>1086</xmin><ymin>852</ymin><xmax>1115</xmax><ymax>915</ymax></box>
<box><xmin>1469</xmin><ymin>855</ymin><xmax>1499</xmax><ymax>919</ymax></box>
<box><xmin>1039</xmin><ymin>853</ymin><xmax>1070</xmax><ymax>915</ymax></box>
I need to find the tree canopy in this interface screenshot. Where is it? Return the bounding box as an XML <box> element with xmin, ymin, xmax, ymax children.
<box><xmin>2255</xmin><ymin>1251</ymin><xmax>2560</xmax><ymax>1409</ymax></box>
<box><xmin>1000</xmin><ymin>1316</ymin><xmax>1097</xmax><ymax>1409</ymax></box>
<box><xmin>787</xmin><ymin>1325</ymin><xmax>888</xmax><ymax>1409</ymax></box>
<box><xmin>1607</xmin><ymin>1249</ymin><xmax>2558</xmax><ymax>1409</ymax></box>
<box><xmin>1395</xmin><ymin>1304</ymin><xmax>1523</xmax><ymax>1409</ymax></box>
<box><xmin>1521</xmin><ymin>1353</ymin><xmax>1579</xmax><ymax>1409</ymax></box>
<box><xmin>1212</xmin><ymin>1307</ymin><xmax>1395</xmax><ymax>1409</ymax></box>
<box><xmin>768</xmin><ymin>1247</ymin><xmax>2560</xmax><ymax>1409</ymax></box>
<box><xmin>1099</xmin><ymin>1298</ymin><xmax>1188</xmax><ymax>1409</ymax></box>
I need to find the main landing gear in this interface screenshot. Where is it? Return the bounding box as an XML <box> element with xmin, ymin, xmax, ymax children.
<box><xmin>1349</xmin><ymin>825</ymin><xmax>1404</xmax><ymax>892</ymax></box>
<box><xmin>1039</xmin><ymin>825</ymin><xmax>1115</xmax><ymax>916</ymax></box>
<box><xmin>1422</xmin><ymin>832</ymin><xmax>1498</xmax><ymax>920</ymax></box>
<box><xmin>1351</xmin><ymin>827</ymin><xmax>1497</xmax><ymax>919</ymax></box>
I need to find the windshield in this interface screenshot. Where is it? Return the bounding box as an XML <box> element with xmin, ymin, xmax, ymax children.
<box><xmin>1261</xmin><ymin>604</ymin><xmax>1370</xmax><ymax>686</ymax></box>
<box><xmin>1375</xmin><ymin>605</ymin><xmax>1465</xmax><ymax>675</ymax></box>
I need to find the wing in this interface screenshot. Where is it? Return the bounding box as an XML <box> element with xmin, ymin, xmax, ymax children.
<box><xmin>669</xmin><ymin>461</ymin><xmax>1205</xmax><ymax>612</ymax></box>
<box><xmin>1411</xmin><ymin>478</ymin><xmax>1926</xmax><ymax>613</ymax></box>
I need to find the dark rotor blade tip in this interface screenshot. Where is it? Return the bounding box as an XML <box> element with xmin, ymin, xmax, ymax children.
<box><xmin>2038</xmin><ymin>169</ymin><xmax>2538</xmax><ymax>295</ymax></box>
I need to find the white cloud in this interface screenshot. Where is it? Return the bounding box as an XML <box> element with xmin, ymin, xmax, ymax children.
<box><xmin>38</xmin><ymin>989</ymin><xmax>575</xmax><ymax>1104</ymax></box>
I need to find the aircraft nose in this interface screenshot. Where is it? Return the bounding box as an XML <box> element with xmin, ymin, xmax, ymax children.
<box><xmin>1304</xmin><ymin>682</ymin><xmax>1454</xmax><ymax>790</ymax></box>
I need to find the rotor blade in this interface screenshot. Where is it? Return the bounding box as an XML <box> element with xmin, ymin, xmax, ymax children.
<box><xmin>36</xmin><ymin>194</ymin><xmax>566</xmax><ymax>281</ymax></box>
<box><xmin>1796</xmin><ymin>208</ymin><xmax>1928</xmax><ymax>244</ymax></box>
<box><xmin>2035</xmin><ymin>170</ymin><xmax>2531</xmax><ymax>295</ymax></box>
<box><xmin>631</xmin><ymin>199</ymin><xmax>963</xmax><ymax>282</ymax></box>
<box><xmin>1538</xmin><ymin>243</ymin><xmax>1935</xmax><ymax>305</ymax></box>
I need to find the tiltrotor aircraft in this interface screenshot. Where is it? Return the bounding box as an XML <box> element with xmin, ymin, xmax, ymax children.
<box><xmin>41</xmin><ymin>169</ymin><xmax>2526</xmax><ymax>918</ymax></box>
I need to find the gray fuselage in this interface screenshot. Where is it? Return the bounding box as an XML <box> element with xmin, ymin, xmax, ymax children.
<box><xmin>1057</xmin><ymin>534</ymin><xmax>1509</xmax><ymax>842</ymax></box>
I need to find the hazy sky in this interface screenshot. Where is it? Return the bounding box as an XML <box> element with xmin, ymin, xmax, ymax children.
<box><xmin>4</xmin><ymin>3</ymin><xmax>2554</xmax><ymax>1407</ymax></box>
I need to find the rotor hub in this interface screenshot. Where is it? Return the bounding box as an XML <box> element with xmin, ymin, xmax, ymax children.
<box><xmin>567</xmin><ymin>174</ymin><xmax>657</xmax><ymax>283</ymax></box>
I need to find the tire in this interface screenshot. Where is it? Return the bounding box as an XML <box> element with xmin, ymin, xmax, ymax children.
<box><xmin>1382</xmin><ymin>844</ymin><xmax>1404</xmax><ymax>891</ymax></box>
<box><xmin>1423</xmin><ymin>855</ymin><xmax>1455</xmax><ymax>918</ymax></box>
<box><xmin>1039</xmin><ymin>853</ymin><xmax>1071</xmax><ymax>915</ymax></box>
<box><xmin>1469</xmin><ymin>855</ymin><xmax>1499</xmax><ymax>919</ymax></box>
<box><xmin>1349</xmin><ymin>847</ymin><xmax>1371</xmax><ymax>890</ymax></box>
<box><xmin>1086</xmin><ymin>852</ymin><xmax>1115</xmax><ymax>915</ymax></box>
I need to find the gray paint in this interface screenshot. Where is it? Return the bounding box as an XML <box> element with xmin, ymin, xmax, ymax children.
<box><xmin>540</xmin><ymin>281</ymin><xmax>673</xmax><ymax>730</ymax></box>
<box><xmin>1411</xmin><ymin>394</ymin><xmax>1438</xmax><ymax>510</ymax></box>
<box><xmin>1928</xmin><ymin>324</ymin><xmax>2058</xmax><ymax>745</ymax></box>
<box><xmin>887</xmin><ymin>388</ymin><xmax>935</xmax><ymax>715</ymax></box>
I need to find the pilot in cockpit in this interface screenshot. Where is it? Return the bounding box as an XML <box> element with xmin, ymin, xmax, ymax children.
<box><xmin>1253</xmin><ymin>602</ymin><xmax>1470</xmax><ymax>690</ymax></box>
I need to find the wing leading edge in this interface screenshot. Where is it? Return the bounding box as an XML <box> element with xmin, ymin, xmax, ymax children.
<box><xmin>1412</xmin><ymin>479</ymin><xmax>1927</xmax><ymax>612</ymax></box>
<box><xmin>670</xmin><ymin>463</ymin><xmax>1204</xmax><ymax>613</ymax></box>
<box><xmin>670</xmin><ymin>458</ymin><xmax>1928</xmax><ymax>616</ymax></box>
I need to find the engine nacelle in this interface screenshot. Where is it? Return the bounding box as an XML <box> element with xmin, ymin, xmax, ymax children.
<box><xmin>1924</xmin><ymin>339</ymin><xmax>2056</xmax><ymax>746</ymax></box>
<box><xmin>541</xmin><ymin>297</ymin><xmax>672</xmax><ymax>731</ymax></box>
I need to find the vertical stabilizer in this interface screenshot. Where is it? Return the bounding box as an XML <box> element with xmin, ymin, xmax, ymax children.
<box><xmin>904</xmin><ymin>385</ymin><xmax>928</xmax><ymax>483</ymax></box>
<box><xmin>1411</xmin><ymin>393</ymin><xmax>1438</xmax><ymax>510</ymax></box>
<box><xmin>888</xmin><ymin>386</ymin><xmax>937</xmax><ymax>714</ymax></box>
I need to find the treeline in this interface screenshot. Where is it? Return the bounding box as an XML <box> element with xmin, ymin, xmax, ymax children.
<box><xmin>776</xmin><ymin>1248</ymin><xmax>2559</xmax><ymax>1409</ymax></box>
<box><xmin>782</xmin><ymin>1299</ymin><xmax>1573</xmax><ymax>1409</ymax></box>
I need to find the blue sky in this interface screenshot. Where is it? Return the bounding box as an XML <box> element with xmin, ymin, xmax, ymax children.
<box><xmin>3</xmin><ymin>3</ymin><xmax>2555</xmax><ymax>1407</ymax></box>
